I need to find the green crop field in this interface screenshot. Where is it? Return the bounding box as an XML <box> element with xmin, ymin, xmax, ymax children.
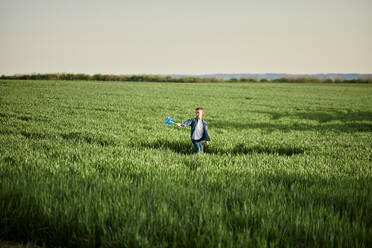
<box><xmin>1</xmin><ymin>80</ymin><xmax>372</xmax><ymax>247</ymax></box>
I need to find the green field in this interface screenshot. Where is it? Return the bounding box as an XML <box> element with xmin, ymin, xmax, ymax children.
<box><xmin>1</xmin><ymin>80</ymin><xmax>372</xmax><ymax>247</ymax></box>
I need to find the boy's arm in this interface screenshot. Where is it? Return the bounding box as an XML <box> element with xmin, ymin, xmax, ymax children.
<box><xmin>176</xmin><ymin>118</ymin><xmax>193</xmax><ymax>127</ymax></box>
<box><xmin>204</xmin><ymin>122</ymin><xmax>211</xmax><ymax>141</ymax></box>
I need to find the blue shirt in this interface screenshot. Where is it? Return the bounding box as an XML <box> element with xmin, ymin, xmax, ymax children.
<box><xmin>181</xmin><ymin>118</ymin><xmax>211</xmax><ymax>141</ymax></box>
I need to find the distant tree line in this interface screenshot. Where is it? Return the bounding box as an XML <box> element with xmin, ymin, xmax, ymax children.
<box><xmin>0</xmin><ymin>73</ymin><xmax>371</xmax><ymax>83</ymax></box>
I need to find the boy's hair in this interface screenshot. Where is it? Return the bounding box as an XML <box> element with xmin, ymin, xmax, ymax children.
<box><xmin>195</xmin><ymin>107</ymin><xmax>204</xmax><ymax>112</ymax></box>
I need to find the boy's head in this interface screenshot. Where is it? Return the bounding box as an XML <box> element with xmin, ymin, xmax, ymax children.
<box><xmin>195</xmin><ymin>107</ymin><xmax>204</xmax><ymax>120</ymax></box>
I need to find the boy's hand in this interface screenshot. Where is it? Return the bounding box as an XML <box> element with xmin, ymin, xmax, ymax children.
<box><xmin>175</xmin><ymin>123</ymin><xmax>181</xmax><ymax>127</ymax></box>
<box><xmin>205</xmin><ymin>141</ymin><xmax>209</xmax><ymax>146</ymax></box>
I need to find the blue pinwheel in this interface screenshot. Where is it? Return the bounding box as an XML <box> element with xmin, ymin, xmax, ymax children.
<box><xmin>164</xmin><ymin>117</ymin><xmax>175</xmax><ymax>126</ymax></box>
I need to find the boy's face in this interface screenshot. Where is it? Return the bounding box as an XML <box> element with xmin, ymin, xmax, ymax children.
<box><xmin>195</xmin><ymin>109</ymin><xmax>203</xmax><ymax>119</ymax></box>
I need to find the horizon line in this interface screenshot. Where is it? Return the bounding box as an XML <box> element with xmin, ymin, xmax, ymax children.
<box><xmin>2</xmin><ymin>72</ymin><xmax>372</xmax><ymax>76</ymax></box>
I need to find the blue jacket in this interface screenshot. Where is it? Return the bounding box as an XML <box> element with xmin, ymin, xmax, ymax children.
<box><xmin>181</xmin><ymin>118</ymin><xmax>211</xmax><ymax>141</ymax></box>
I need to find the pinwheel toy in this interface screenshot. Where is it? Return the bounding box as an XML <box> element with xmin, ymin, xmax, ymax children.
<box><xmin>164</xmin><ymin>117</ymin><xmax>175</xmax><ymax>126</ymax></box>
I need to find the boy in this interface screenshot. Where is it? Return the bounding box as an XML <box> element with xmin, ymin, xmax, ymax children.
<box><xmin>175</xmin><ymin>107</ymin><xmax>210</xmax><ymax>153</ymax></box>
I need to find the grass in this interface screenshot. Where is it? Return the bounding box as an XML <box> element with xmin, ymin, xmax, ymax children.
<box><xmin>1</xmin><ymin>80</ymin><xmax>372</xmax><ymax>247</ymax></box>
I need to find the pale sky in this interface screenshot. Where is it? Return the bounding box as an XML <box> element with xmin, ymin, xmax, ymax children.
<box><xmin>0</xmin><ymin>0</ymin><xmax>371</xmax><ymax>75</ymax></box>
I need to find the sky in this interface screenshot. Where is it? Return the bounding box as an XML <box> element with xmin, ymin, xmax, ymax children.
<box><xmin>0</xmin><ymin>0</ymin><xmax>371</xmax><ymax>75</ymax></box>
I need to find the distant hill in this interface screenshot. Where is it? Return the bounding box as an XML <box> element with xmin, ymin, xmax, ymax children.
<box><xmin>168</xmin><ymin>73</ymin><xmax>372</xmax><ymax>80</ymax></box>
<box><xmin>1</xmin><ymin>73</ymin><xmax>371</xmax><ymax>83</ymax></box>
